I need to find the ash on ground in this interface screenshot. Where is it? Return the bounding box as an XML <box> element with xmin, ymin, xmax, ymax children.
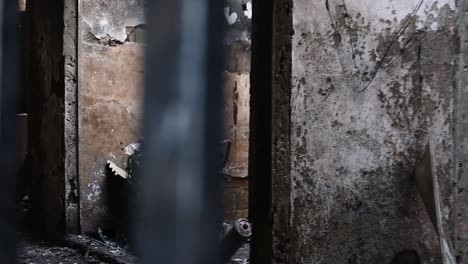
<box><xmin>18</xmin><ymin>240</ymin><xmax>107</xmax><ymax>264</ymax></box>
<box><xmin>18</xmin><ymin>239</ymin><xmax>248</xmax><ymax>264</ymax></box>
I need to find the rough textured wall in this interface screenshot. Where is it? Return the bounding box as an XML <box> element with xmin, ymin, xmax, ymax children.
<box><xmin>223</xmin><ymin>0</ymin><xmax>251</xmax><ymax>219</ymax></box>
<box><xmin>79</xmin><ymin>0</ymin><xmax>145</xmax><ymax>234</ymax></box>
<box><xmin>455</xmin><ymin>0</ymin><xmax>468</xmax><ymax>261</ymax></box>
<box><xmin>64</xmin><ymin>0</ymin><xmax>80</xmax><ymax>235</ymax></box>
<box><xmin>27</xmin><ymin>0</ymin><xmax>66</xmax><ymax>241</ymax></box>
<box><xmin>272</xmin><ymin>0</ymin><xmax>293</xmax><ymax>263</ymax></box>
<box><xmin>287</xmin><ymin>0</ymin><xmax>457</xmax><ymax>263</ymax></box>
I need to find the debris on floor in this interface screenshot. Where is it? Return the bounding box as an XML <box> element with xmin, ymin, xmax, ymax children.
<box><xmin>65</xmin><ymin>235</ymin><xmax>136</xmax><ymax>264</ymax></box>
<box><xmin>66</xmin><ymin>233</ymin><xmax>249</xmax><ymax>264</ymax></box>
<box><xmin>18</xmin><ymin>239</ymin><xmax>106</xmax><ymax>264</ymax></box>
<box><xmin>102</xmin><ymin>140</ymin><xmax>251</xmax><ymax>264</ymax></box>
<box><xmin>18</xmin><ymin>235</ymin><xmax>249</xmax><ymax>264</ymax></box>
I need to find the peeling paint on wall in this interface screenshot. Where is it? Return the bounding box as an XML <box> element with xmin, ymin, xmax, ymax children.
<box><xmin>81</xmin><ymin>0</ymin><xmax>145</xmax><ymax>43</ymax></box>
<box><xmin>79</xmin><ymin>0</ymin><xmax>145</xmax><ymax>234</ymax></box>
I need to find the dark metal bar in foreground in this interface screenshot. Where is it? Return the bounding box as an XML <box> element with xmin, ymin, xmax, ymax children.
<box><xmin>0</xmin><ymin>0</ymin><xmax>21</xmax><ymax>263</ymax></box>
<box><xmin>135</xmin><ymin>1</ymin><xmax>224</xmax><ymax>264</ymax></box>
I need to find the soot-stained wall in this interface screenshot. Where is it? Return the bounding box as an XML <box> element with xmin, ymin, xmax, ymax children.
<box><xmin>78</xmin><ymin>0</ymin><xmax>145</xmax><ymax>234</ymax></box>
<box><xmin>78</xmin><ymin>0</ymin><xmax>251</xmax><ymax>230</ymax></box>
<box><xmin>274</xmin><ymin>0</ymin><xmax>458</xmax><ymax>263</ymax></box>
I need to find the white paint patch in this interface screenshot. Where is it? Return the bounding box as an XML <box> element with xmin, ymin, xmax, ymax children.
<box><xmin>244</xmin><ymin>2</ymin><xmax>252</xmax><ymax>19</ymax></box>
<box><xmin>224</xmin><ymin>7</ymin><xmax>238</xmax><ymax>25</ymax></box>
<box><xmin>86</xmin><ymin>182</ymin><xmax>102</xmax><ymax>201</ymax></box>
<box><xmin>99</xmin><ymin>19</ymin><xmax>109</xmax><ymax>27</ymax></box>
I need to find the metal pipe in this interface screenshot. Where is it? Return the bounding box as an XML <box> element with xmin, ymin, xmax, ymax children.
<box><xmin>135</xmin><ymin>1</ymin><xmax>225</xmax><ymax>264</ymax></box>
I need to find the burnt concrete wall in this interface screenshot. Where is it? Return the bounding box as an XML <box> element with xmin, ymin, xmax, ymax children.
<box><xmin>78</xmin><ymin>0</ymin><xmax>145</xmax><ymax>234</ymax></box>
<box><xmin>26</xmin><ymin>0</ymin><xmax>66</xmax><ymax>241</ymax></box>
<box><xmin>274</xmin><ymin>0</ymin><xmax>459</xmax><ymax>263</ymax></box>
<box><xmin>455</xmin><ymin>0</ymin><xmax>468</xmax><ymax>261</ymax></box>
<box><xmin>64</xmin><ymin>0</ymin><xmax>80</xmax><ymax>235</ymax></box>
<box><xmin>223</xmin><ymin>0</ymin><xmax>251</xmax><ymax>219</ymax></box>
<box><xmin>77</xmin><ymin>0</ymin><xmax>251</xmax><ymax>230</ymax></box>
<box><xmin>271</xmin><ymin>0</ymin><xmax>293</xmax><ymax>263</ymax></box>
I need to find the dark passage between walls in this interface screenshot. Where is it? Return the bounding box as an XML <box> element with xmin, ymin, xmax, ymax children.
<box><xmin>248</xmin><ymin>0</ymin><xmax>274</xmax><ymax>263</ymax></box>
<box><xmin>25</xmin><ymin>0</ymin><xmax>67</xmax><ymax>242</ymax></box>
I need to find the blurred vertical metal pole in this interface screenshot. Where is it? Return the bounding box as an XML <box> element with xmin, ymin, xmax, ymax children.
<box><xmin>0</xmin><ymin>0</ymin><xmax>20</xmax><ymax>263</ymax></box>
<box><xmin>136</xmin><ymin>1</ymin><xmax>224</xmax><ymax>264</ymax></box>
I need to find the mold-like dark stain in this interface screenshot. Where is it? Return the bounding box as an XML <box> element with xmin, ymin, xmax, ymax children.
<box><xmin>318</xmin><ymin>77</ymin><xmax>335</xmax><ymax>98</ymax></box>
<box><xmin>331</xmin><ymin>120</ymin><xmax>343</xmax><ymax>128</ymax></box>
<box><xmin>232</xmin><ymin>81</ymin><xmax>239</xmax><ymax>128</ymax></box>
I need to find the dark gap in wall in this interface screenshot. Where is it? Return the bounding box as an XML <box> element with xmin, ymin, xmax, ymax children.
<box><xmin>242</xmin><ymin>3</ymin><xmax>248</xmax><ymax>11</ymax></box>
<box><xmin>25</xmin><ymin>0</ymin><xmax>66</xmax><ymax>242</ymax></box>
<box><xmin>233</xmin><ymin>81</ymin><xmax>239</xmax><ymax>127</ymax></box>
<box><xmin>67</xmin><ymin>178</ymin><xmax>79</xmax><ymax>204</ymax></box>
<box><xmin>248</xmin><ymin>0</ymin><xmax>273</xmax><ymax>263</ymax></box>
